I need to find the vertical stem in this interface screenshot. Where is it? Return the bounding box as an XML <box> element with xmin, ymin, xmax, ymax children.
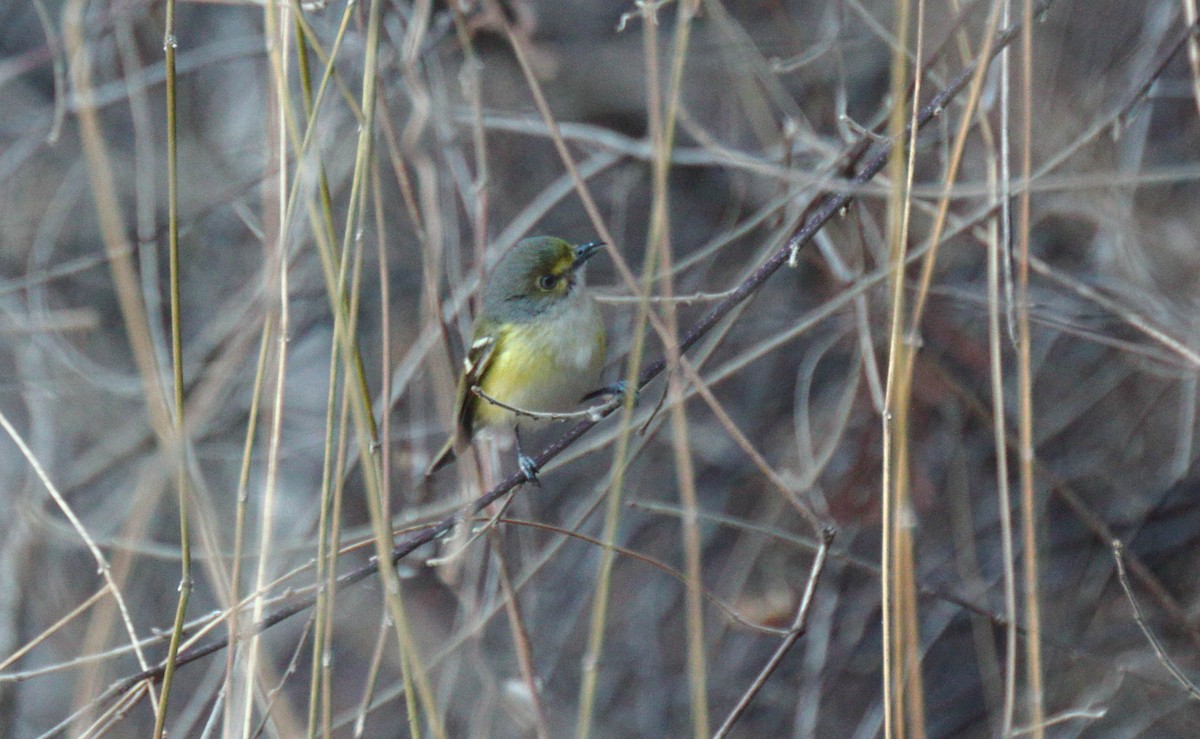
<box><xmin>240</xmin><ymin>2</ymin><xmax>291</xmax><ymax>733</ymax></box>
<box><xmin>345</xmin><ymin>0</ymin><xmax>443</xmax><ymax>732</ymax></box>
<box><xmin>654</xmin><ymin>2</ymin><xmax>708</xmax><ymax>735</ymax></box>
<box><xmin>984</xmin><ymin>137</ymin><xmax>1020</xmax><ymax>739</ymax></box>
<box><xmin>881</xmin><ymin>0</ymin><xmax>914</xmax><ymax>734</ymax></box>
<box><xmin>153</xmin><ymin>0</ymin><xmax>190</xmax><ymax>734</ymax></box>
<box><xmin>1016</xmin><ymin>0</ymin><xmax>1044</xmax><ymax>732</ymax></box>
<box><xmin>224</xmin><ymin>325</ymin><xmax>272</xmax><ymax>732</ymax></box>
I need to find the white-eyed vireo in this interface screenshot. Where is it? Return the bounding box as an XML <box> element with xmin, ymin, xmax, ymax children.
<box><xmin>426</xmin><ymin>236</ymin><xmax>607</xmax><ymax>477</ymax></box>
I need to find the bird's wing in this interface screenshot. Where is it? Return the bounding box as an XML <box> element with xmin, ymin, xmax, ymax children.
<box><xmin>425</xmin><ymin>330</ymin><xmax>500</xmax><ymax>478</ymax></box>
<box><xmin>455</xmin><ymin>332</ymin><xmax>498</xmax><ymax>440</ymax></box>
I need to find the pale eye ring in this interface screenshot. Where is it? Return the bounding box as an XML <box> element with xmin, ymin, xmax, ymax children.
<box><xmin>538</xmin><ymin>274</ymin><xmax>558</xmax><ymax>291</ymax></box>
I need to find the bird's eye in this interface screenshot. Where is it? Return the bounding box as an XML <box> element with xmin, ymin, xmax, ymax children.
<box><xmin>538</xmin><ymin>274</ymin><xmax>558</xmax><ymax>291</ymax></box>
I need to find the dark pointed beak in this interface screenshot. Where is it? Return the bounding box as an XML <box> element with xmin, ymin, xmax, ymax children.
<box><xmin>572</xmin><ymin>241</ymin><xmax>605</xmax><ymax>269</ymax></box>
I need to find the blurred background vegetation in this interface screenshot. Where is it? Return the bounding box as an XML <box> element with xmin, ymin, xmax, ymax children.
<box><xmin>1</xmin><ymin>0</ymin><xmax>1198</xmax><ymax>736</ymax></box>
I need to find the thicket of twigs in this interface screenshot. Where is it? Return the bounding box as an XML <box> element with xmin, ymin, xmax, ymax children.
<box><xmin>1</xmin><ymin>0</ymin><xmax>1198</xmax><ymax>736</ymax></box>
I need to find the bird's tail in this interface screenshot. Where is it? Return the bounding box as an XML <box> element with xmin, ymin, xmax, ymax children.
<box><xmin>424</xmin><ymin>435</ymin><xmax>457</xmax><ymax>477</ymax></box>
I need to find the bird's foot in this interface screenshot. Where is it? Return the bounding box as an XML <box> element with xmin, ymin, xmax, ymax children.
<box><xmin>514</xmin><ymin>427</ymin><xmax>540</xmax><ymax>486</ymax></box>
<box><xmin>518</xmin><ymin>453</ymin><xmax>540</xmax><ymax>485</ymax></box>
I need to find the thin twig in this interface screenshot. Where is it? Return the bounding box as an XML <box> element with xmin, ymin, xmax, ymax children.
<box><xmin>0</xmin><ymin>410</ymin><xmax>155</xmax><ymax>692</ymax></box>
<box><xmin>152</xmin><ymin>0</ymin><xmax>192</xmax><ymax>730</ymax></box>
<box><xmin>678</xmin><ymin>355</ymin><xmax>823</xmax><ymax>527</ymax></box>
<box><xmin>985</xmin><ymin>111</ymin><xmax>1020</xmax><ymax>736</ymax></box>
<box><xmin>713</xmin><ymin>528</ymin><xmax>835</xmax><ymax>739</ymax></box>
<box><xmin>424</xmin><ymin>490</ymin><xmax>517</xmax><ymax>567</ymax></box>
<box><xmin>595</xmin><ymin>289</ymin><xmax>738</xmax><ymax>304</ymax></box>
<box><xmin>1016</xmin><ymin>0</ymin><xmax>1045</xmax><ymax>731</ymax></box>
<box><xmin>0</xmin><ymin>586</ymin><xmax>109</xmax><ymax>673</ymax></box>
<box><xmin>470</xmin><ymin>386</ymin><xmax>623</xmax><ymax>422</ymax></box>
<box><xmin>505</xmin><ymin>518</ymin><xmax>797</xmax><ymax>637</ymax></box>
<box><xmin>1009</xmin><ymin>706</ymin><xmax>1109</xmax><ymax>736</ymax></box>
<box><xmin>1111</xmin><ymin>540</ymin><xmax>1200</xmax><ymax>701</ymax></box>
<box><xmin>491</xmin><ymin>542</ymin><xmax>551</xmax><ymax>739</ymax></box>
<box><xmin>236</xmin><ymin>2</ymin><xmax>292</xmax><ymax>732</ymax></box>
<box><xmin>251</xmin><ymin>615</ymin><xmax>316</xmax><ymax>738</ymax></box>
<box><xmin>351</xmin><ymin>607</ymin><xmax>392</xmax><ymax>738</ymax></box>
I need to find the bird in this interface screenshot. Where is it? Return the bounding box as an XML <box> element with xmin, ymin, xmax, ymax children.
<box><xmin>425</xmin><ymin>236</ymin><xmax>608</xmax><ymax>479</ymax></box>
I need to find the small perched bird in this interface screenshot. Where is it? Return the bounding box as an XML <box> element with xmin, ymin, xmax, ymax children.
<box><xmin>425</xmin><ymin>236</ymin><xmax>607</xmax><ymax>478</ymax></box>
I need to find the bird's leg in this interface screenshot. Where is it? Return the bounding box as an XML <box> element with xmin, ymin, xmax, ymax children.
<box><xmin>581</xmin><ymin>380</ymin><xmax>639</xmax><ymax>407</ymax></box>
<box><xmin>514</xmin><ymin>425</ymin><xmax>540</xmax><ymax>486</ymax></box>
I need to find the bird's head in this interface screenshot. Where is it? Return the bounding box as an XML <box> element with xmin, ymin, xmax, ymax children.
<box><xmin>484</xmin><ymin>236</ymin><xmax>604</xmax><ymax>317</ymax></box>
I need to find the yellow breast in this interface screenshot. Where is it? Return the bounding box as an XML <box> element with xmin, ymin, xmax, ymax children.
<box><xmin>474</xmin><ymin>306</ymin><xmax>605</xmax><ymax>429</ymax></box>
